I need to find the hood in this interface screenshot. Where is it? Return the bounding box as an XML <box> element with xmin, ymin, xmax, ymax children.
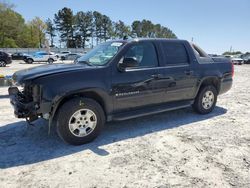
<box><xmin>13</xmin><ymin>63</ymin><xmax>92</xmax><ymax>85</ymax></box>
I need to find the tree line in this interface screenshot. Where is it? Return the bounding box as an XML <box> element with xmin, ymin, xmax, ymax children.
<box><xmin>0</xmin><ymin>2</ymin><xmax>46</xmax><ymax>48</ymax></box>
<box><xmin>50</xmin><ymin>7</ymin><xmax>177</xmax><ymax>48</ymax></box>
<box><xmin>0</xmin><ymin>2</ymin><xmax>177</xmax><ymax>48</ymax></box>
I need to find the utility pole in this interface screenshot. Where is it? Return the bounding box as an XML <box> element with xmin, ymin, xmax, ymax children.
<box><xmin>230</xmin><ymin>46</ymin><xmax>232</xmax><ymax>53</ymax></box>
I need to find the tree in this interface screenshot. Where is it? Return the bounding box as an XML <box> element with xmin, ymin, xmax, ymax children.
<box><xmin>30</xmin><ymin>17</ymin><xmax>47</xmax><ymax>48</ymax></box>
<box><xmin>222</xmin><ymin>51</ymin><xmax>242</xmax><ymax>56</ymax></box>
<box><xmin>0</xmin><ymin>2</ymin><xmax>47</xmax><ymax>48</ymax></box>
<box><xmin>101</xmin><ymin>15</ymin><xmax>112</xmax><ymax>41</ymax></box>
<box><xmin>75</xmin><ymin>11</ymin><xmax>93</xmax><ymax>48</ymax></box>
<box><xmin>131</xmin><ymin>20</ymin><xmax>142</xmax><ymax>37</ymax></box>
<box><xmin>131</xmin><ymin>20</ymin><xmax>177</xmax><ymax>39</ymax></box>
<box><xmin>141</xmin><ymin>19</ymin><xmax>154</xmax><ymax>37</ymax></box>
<box><xmin>158</xmin><ymin>26</ymin><xmax>177</xmax><ymax>38</ymax></box>
<box><xmin>17</xmin><ymin>24</ymin><xmax>39</xmax><ymax>47</ymax></box>
<box><xmin>0</xmin><ymin>2</ymin><xmax>25</xmax><ymax>47</ymax></box>
<box><xmin>93</xmin><ymin>12</ymin><xmax>113</xmax><ymax>43</ymax></box>
<box><xmin>54</xmin><ymin>7</ymin><xmax>75</xmax><ymax>48</ymax></box>
<box><xmin>113</xmin><ymin>20</ymin><xmax>131</xmax><ymax>39</ymax></box>
<box><xmin>93</xmin><ymin>11</ymin><xmax>103</xmax><ymax>44</ymax></box>
<box><xmin>46</xmin><ymin>18</ymin><xmax>56</xmax><ymax>47</ymax></box>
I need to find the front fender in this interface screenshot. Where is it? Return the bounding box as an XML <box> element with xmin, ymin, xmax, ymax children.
<box><xmin>50</xmin><ymin>88</ymin><xmax>112</xmax><ymax>120</ymax></box>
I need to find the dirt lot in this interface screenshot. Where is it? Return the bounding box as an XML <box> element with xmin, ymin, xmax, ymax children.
<box><xmin>0</xmin><ymin>63</ymin><xmax>250</xmax><ymax>188</ymax></box>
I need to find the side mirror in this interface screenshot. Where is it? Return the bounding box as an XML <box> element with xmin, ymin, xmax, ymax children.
<box><xmin>118</xmin><ymin>57</ymin><xmax>139</xmax><ymax>71</ymax></box>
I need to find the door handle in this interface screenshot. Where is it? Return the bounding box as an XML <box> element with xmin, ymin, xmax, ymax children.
<box><xmin>184</xmin><ymin>70</ymin><xmax>194</xmax><ymax>75</ymax></box>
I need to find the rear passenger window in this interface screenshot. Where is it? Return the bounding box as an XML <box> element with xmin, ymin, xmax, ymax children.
<box><xmin>161</xmin><ymin>42</ymin><xmax>189</xmax><ymax>65</ymax></box>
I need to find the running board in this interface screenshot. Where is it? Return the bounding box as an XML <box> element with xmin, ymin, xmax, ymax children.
<box><xmin>109</xmin><ymin>100</ymin><xmax>194</xmax><ymax>121</ymax></box>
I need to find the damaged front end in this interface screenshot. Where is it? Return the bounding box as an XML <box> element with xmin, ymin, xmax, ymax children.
<box><xmin>8</xmin><ymin>84</ymin><xmax>41</xmax><ymax>122</ymax></box>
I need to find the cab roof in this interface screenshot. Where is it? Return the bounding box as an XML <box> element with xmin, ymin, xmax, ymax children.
<box><xmin>109</xmin><ymin>38</ymin><xmax>187</xmax><ymax>44</ymax></box>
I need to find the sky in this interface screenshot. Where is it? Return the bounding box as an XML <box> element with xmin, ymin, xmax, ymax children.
<box><xmin>8</xmin><ymin>0</ymin><xmax>250</xmax><ymax>54</ymax></box>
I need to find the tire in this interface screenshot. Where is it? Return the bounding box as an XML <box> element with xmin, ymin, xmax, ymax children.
<box><xmin>193</xmin><ymin>85</ymin><xmax>218</xmax><ymax>114</ymax></box>
<box><xmin>48</xmin><ymin>58</ymin><xmax>54</xmax><ymax>64</ymax></box>
<box><xmin>27</xmin><ymin>58</ymin><xmax>33</xmax><ymax>64</ymax></box>
<box><xmin>56</xmin><ymin>97</ymin><xmax>105</xmax><ymax>145</ymax></box>
<box><xmin>0</xmin><ymin>60</ymin><xmax>6</xmax><ymax>67</ymax></box>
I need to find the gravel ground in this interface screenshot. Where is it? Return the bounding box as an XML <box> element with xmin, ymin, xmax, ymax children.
<box><xmin>0</xmin><ymin>63</ymin><xmax>250</xmax><ymax>188</ymax></box>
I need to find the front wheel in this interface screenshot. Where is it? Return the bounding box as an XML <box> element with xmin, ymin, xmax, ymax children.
<box><xmin>0</xmin><ymin>60</ymin><xmax>6</xmax><ymax>67</ymax></box>
<box><xmin>27</xmin><ymin>58</ymin><xmax>33</xmax><ymax>64</ymax></box>
<box><xmin>56</xmin><ymin>98</ymin><xmax>105</xmax><ymax>145</ymax></box>
<box><xmin>193</xmin><ymin>85</ymin><xmax>218</xmax><ymax>114</ymax></box>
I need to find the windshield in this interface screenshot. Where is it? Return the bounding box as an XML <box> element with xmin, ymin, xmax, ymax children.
<box><xmin>77</xmin><ymin>41</ymin><xmax>124</xmax><ymax>66</ymax></box>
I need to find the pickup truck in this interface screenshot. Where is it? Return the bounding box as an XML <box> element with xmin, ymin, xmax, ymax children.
<box><xmin>8</xmin><ymin>39</ymin><xmax>233</xmax><ymax>145</ymax></box>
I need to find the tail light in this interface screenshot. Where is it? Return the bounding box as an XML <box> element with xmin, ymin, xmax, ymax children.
<box><xmin>231</xmin><ymin>61</ymin><xmax>234</xmax><ymax>77</ymax></box>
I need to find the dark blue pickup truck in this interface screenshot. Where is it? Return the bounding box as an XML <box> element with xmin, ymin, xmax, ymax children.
<box><xmin>8</xmin><ymin>39</ymin><xmax>233</xmax><ymax>145</ymax></box>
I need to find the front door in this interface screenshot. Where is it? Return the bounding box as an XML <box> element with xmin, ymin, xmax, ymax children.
<box><xmin>112</xmin><ymin>41</ymin><xmax>164</xmax><ymax>113</ymax></box>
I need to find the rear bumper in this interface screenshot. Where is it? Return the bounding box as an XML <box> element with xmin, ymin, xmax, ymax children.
<box><xmin>8</xmin><ymin>87</ymin><xmax>38</xmax><ymax>121</ymax></box>
<box><xmin>219</xmin><ymin>78</ymin><xmax>233</xmax><ymax>95</ymax></box>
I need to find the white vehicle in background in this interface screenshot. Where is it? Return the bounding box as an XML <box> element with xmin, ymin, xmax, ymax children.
<box><xmin>231</xmin><ymin>55</ymin><xmax>244</xmax><ymax>65</ymax></box>
<box><xmin>25</xmin><ymin>51</ymin><xmax>57</xmax><ymax>64</ymax></box>
<box><xmin>56</xmin><ymin>51</ymin><xmax>71</xmax><ymax>59</ymax></box>
<box><xmin>224</xmin><ymin>55</ymin><xmax>244</xmax><ymax>65</ymax></box>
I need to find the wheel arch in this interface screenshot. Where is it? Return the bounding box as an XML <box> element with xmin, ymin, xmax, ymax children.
<box><xmin>51</xmin><ymin>89</ymin><xmax>110</xmax><ymax>122</ymax></box>
<box><xmin>26</xmin><ymin>57</ymin><xmax>34</xmax><ymax>62</ymax></box>
<box><xmin>195</xmin><ymin>76</ymin><xmax>221</xmax><ymax>97</ymax></box>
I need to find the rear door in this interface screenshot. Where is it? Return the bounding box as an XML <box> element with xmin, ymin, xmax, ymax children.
<box><xmin>158</xmin><ymin>41</ymin><xmax>198</xmax><ymax>102</ymax></box>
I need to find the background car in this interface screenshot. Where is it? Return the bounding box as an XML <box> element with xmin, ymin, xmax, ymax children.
<box><xmin>61</xmin><ymin>53</ymin><xmax>82</xmax><ymax>61</ymax></box>
<box><xmin>224</xmin><ymin>55</ymin><xmax>244</xmax><ymax>65</ymax></box>
<box><xmin>56</xmin><ymin>51</ymin><xmax>71</xmax><ymax>59</ymax></box>
<box><xmin>0</xmin><ymin>51</ymin><xmax>12</xmax><ymax>67</ymax></box>
<box><xmin>231</xmin><ymin>55</ymin><xmax>244</xmax><ymax>65</ymax></box>
<box><xmin>11</xmin><ymin>52</ymin><xmax>30</xmax><ymax>61</ymax></box>
<box><xmin>25</xmin><ymin>51</ymin><xmax>57</xmax><ymax>64</ymax></box>
<box><xmin>241</xmin><ymin>54</ymin><xmax>250</xmax><ymax>64</ymax></box>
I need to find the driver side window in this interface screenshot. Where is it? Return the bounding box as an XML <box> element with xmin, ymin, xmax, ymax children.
<box><xmin>124</xmin><ymin>42</ymin><xmax>158</xmax><ymax>68</ymax></box>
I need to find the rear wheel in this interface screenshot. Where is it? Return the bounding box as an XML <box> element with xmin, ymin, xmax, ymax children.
<box><xmin>56</xmin><ymin>97</ymin><xmax>105</xmax><ymax>145</ymax></box>
<box><xmin>0</xmin><ymin>60</ymin><xmax>6</xmax><ymax>67</ymax></box>
<box><xmin>193</xmin><ymin>85</ymin><xmax>217</xmax><ymax>114</ymax></box>
<box><xmin>48</xmin><ymin>58</ymin><xmax>54</xmax><ymax>64</ymax></box>
<box><xmin>27</xmin><ymin>58</ymin><xmax>33</xmax><ymax>64</ymax></box>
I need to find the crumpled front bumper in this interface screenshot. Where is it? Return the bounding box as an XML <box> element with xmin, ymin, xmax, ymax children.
<box><xmin>8</xmin><ymin>86</ymin><xmax>38</xmax><ymax>121</ymax></box>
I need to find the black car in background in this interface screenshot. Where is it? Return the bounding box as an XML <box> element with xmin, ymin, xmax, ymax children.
<box><xmin>0</xmin><ymin>51</ymin><xmax>12</xmax><ymax>67</ymax></box>
<box><xmin>11</xmin><ymin>52</ymin><xmax>30</xmax><ymax>61</ymax></box>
